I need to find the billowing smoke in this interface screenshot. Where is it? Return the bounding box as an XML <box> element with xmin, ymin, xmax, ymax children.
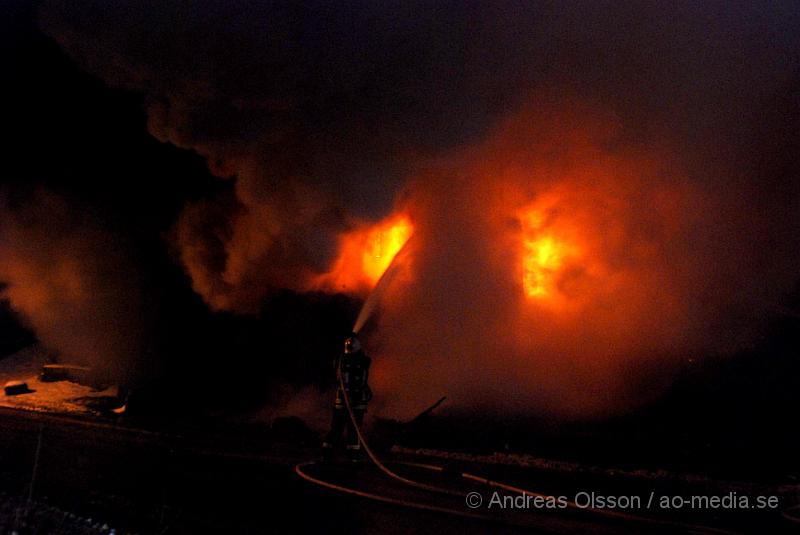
<box><xmin>0</xmin><ymin>191</ymin><xmax>144</xmax><ymax>382</ymax></box>
<box><xmin>26</xmin><ymin>1</ymin><xmax>800</xmax><ymax>416</ymax></box>
<box><xmin>39</xmin><ymin>0</ymin><xmax>529</xmax><ymax>311</ymax></box>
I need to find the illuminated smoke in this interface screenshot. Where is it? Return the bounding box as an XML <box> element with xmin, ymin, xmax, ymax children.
<box><xmin>28</xmin><ymin>2</ymin><xmax>800</xmax><ymax>416</ymax></box>
<box><xmin>0</xmin><ymin>192</ymin><xmax>144</xmax><ymax>382</ymax></box>
<box><xmin>367</xmin><ymin>98</ymin><xmax>799</xmax><ymax>418</ymax></box>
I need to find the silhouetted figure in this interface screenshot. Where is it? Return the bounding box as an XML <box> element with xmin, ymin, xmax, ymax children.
<box><xmin>322</xmin><ymin>334</ymin><xmax>372</xmax><ymax>460</ymax></box>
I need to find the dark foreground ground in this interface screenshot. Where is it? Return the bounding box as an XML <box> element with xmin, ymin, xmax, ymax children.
<box><xmin>0</xmin><ymin>407</ymin><xmax>797</xmax><ymax>535</ymax></box>
<box><xmin>0</xmin><ymin>407</ymin><xmax>567</xmax><ymax>535</ymax></box>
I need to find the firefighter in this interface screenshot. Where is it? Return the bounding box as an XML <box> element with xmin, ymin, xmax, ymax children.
<box><xmin>322</xmin><ymin>334</ymin><xmax>372</xmax><ymax>460</ymax></box>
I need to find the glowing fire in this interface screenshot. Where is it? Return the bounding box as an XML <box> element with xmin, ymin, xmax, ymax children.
<box><xmin>361</xmin><ymin>215</ymin><xmax>413</xmax><ymax>284</ymax></box>
<box><xmin>518</xmin><ymin>202</ymin><xmax>581</xmax><ymax>301</ymax></box>
<box><xmin>313</xmin><ymin>213</ymin><xmax>413</xmax><ymax>292</ymax></box>
<box><xmin>523</xmin><ymin>236</ymin><xmax>564</xmax><ymax>297</ymax></box>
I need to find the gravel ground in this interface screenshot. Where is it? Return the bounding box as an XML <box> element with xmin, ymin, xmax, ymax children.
<box><xmin>0</xmin><ymin>493</ymin><xmax>121</xmax><ymax>535</ymax></box>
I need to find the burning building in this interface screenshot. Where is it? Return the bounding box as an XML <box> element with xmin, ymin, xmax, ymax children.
<box><xmin>0</xmin><ymin>1</ymin><xmax>797</xmax><ymax>422</ymax></box>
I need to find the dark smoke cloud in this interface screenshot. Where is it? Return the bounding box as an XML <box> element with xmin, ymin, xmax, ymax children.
<box><xmin>39</xmin><ymin>0</ymin><xmax>537</xmax><ymax>309</ymax></box>
<box><xmin>38</xmin><ymin>1</ymin><xmax>800</xmax><ymax>302</ymax></box>
<box><xmin>32</xmin><ymin>1</ymin><xmax>800</xmax><ymax>416</ymax></box>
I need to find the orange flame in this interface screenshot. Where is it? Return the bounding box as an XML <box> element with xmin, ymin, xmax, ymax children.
<box><xmin>361</xmin><ymin>215</ymin><xmax>413</xmax><ymax>284</ymax></box>
<box><xmin>313</xmin><ymin>213</ymin><xmax>413</xmax><ymax>293</ymax></box>
<box><xmin>523</xmin><ymin>236</ymin><xmax>565</xmax><ymax>297</ymax></box>
<box><xmin>518</xmin><ymin>198</ymin><xmax>583</xmax><ymax>304</ymax></box>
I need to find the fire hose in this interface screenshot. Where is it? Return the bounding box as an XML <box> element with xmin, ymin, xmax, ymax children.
<box><xmin>301</xmin><ymin>370</ymin><xmax>737</xmax><ymax>535</ymax></box>
<box><xmin>783</xmin><ymin>504</ymin><xmax>800</xmax><ymax>525</ymax></box>
<box><xmin>336</xmin><ymin>368</ymin><xmax>463</xmax><ymax>497</ymax></box>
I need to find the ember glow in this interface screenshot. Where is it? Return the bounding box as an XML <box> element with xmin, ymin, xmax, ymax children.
<box><xmin>519</xmin><ymin>204</ymin><xmax>582</xmax><ymax>301</ymax></box>
<box><xmin>361</xmin><ymin>216</ymin><xmax>413</xmax><ymax>285</ymax></box>
<box><xmin>313</xmin><ymin>214</ymin><xmax>413</xmax><ymax>293</ymax></box>
<box><xmin>523</xmin><ymin>235</ymin><xmax>565</xmax><ymax>297</ymax></box>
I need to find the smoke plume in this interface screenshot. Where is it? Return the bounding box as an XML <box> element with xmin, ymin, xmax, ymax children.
<box><xmin>24</xmin><ymin>1</ymin><xmax>800</xmax><ymax>416</ymax></box>
<box><xmin>370</xmin><ymin>96</ymin><xmax>799</xmax><ymax>418</ymax></box>
<box><xmin>0</xmin><ymin>191</ymin><xmax>145</xmax><ymax>382</ymax></box>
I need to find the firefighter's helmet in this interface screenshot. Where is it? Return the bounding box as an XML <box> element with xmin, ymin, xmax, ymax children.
<box><xmin>344</xmin><ymin>336</ymin><xmax>361</xmax><ymax>354</ymax></box>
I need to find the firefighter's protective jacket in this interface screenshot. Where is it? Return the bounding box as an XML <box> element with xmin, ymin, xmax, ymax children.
<box><xmin>335</xmin><ymin>350</ymin><xmax>372</xmax><ymax>409</ymax></box>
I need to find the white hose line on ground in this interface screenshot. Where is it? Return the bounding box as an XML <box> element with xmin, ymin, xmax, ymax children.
<box><xmin>297</xmin><ymin>459</ymin><xmax>737</xmax><ymax>535</ymax></box>
<box><xmin>336</xmin><ymin>383</ymin><xmax>735</xmax><ymax>534</ymax></box>
<box><xmin>783</xmin><ymin>504</ymin><xmax>800</xmax><ymax>525</ymax></box>
<box><xmin>338</xmin><ymin>372</ymin><xmax>464</xmax><ymax>497</ymax></box>
<box><xmin>393</xmin><ymin>461</ymin><xmax>738</xmax><ymax>535</ymax></box>
<box><xmin>295</xmin><ymin>461</ymin><xmax>490</xmax><ymax>523</ymax></box>
<box><xmin>335</xmin><ymin>374</ymin><xmax>739</xmax><ymax>534</ymax></box>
